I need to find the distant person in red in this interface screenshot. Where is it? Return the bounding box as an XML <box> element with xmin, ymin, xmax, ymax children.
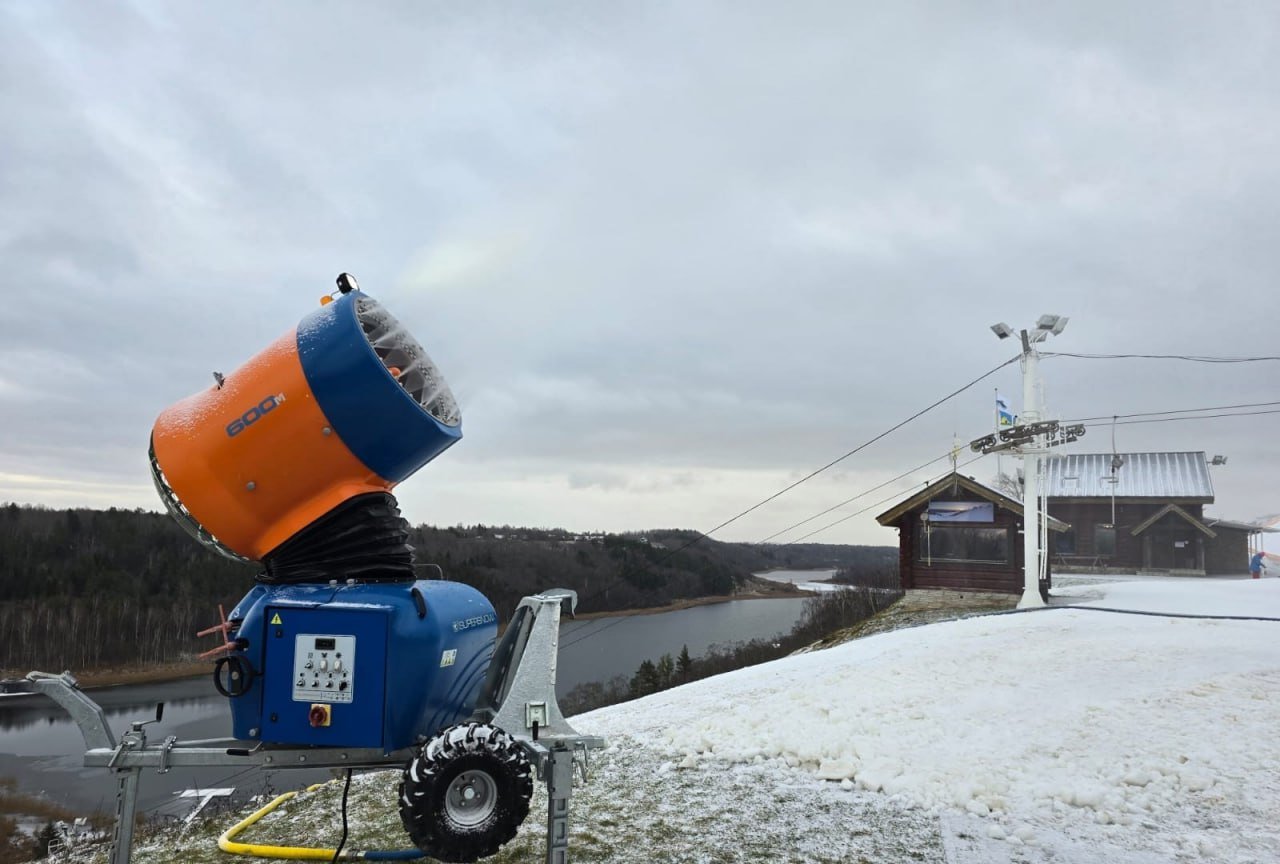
<box><xmin>1250</xmin><ymin>551</ymin><xmax>1266</xmax><ymax>579</ymax></box>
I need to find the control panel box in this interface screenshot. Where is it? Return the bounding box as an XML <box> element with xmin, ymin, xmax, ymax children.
<box><xmin>261</xmin><ymin>606</ymin><xmax>387</xmax><ymax>748</ymax></box>
<box><xmin>227</xmin><ymin>580</ymin><xmax>497</xmax><ymax>751</ymax></box>
<box><xmin>292</xmin><ymin>634</ymin><xmax>357</xmax><ymax>703</ymax></box>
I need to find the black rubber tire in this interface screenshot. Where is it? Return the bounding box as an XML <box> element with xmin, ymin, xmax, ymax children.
<box><xmin>398</xmin><ymin>722</ymin><xmax>533</xmax><ymax>863</ymax></box>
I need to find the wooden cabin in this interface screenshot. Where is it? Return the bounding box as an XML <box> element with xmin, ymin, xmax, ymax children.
<box><xmin>1042</xmin><ymin>451</ymin><xmax>1256</xmax><ymax>575</ymax></box>
<box><xmin>876</xmin><ymin>472</ymin><xmax>1068</xmax><ymax>597</ymax></box>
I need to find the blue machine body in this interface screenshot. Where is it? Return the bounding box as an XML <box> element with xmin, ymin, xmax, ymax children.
<box><xmin>227</xmin><ymin>579</ymin><xmax>497</xmax><ymax>751</ymax></box>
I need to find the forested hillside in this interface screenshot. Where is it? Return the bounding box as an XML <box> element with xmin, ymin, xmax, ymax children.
<box><xmin>0</xmin><ymin>502</ymin><xmax>895</xmax><ymax>673</ymax></box>
<box><xmin>410</xmin><ymin>524</ymin><xmax>895</xmax><ymax>619</ymax></box>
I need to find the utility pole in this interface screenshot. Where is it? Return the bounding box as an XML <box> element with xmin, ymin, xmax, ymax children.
<box><xmin>989</xmin><ymin>315</ymin><xmax>1069</xmax><ymax>609</ymax></box>
<box><xmin>1017</xmin><ymin>328</ymin><xmax>1046</xmax><ymax>609</ymax></box>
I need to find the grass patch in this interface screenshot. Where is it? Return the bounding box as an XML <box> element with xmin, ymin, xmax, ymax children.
<box><xmin>0</xmin><ymin>778</ymin><xmax>78</xmax><ymax>824</ymax></box>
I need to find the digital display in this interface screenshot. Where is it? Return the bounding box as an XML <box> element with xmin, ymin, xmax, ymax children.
<box><xmin>314</xmin><ymin>637</ymin><xmax>336</xmax><ymax>650</ymax></box>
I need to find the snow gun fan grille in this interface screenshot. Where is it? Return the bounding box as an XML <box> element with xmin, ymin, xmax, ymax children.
<box><xmin>148</xmin><ymin>437</ymin><xmax>248</xmax><ymax>563</ymax></box>
<box><xmin>356</xmin><ymin>297</ymin><xmax>461</xmax><ymax>427</ymax></box>
<box><xmin>259</xmin><ymin>492</ymin><xmax>416</xmax><ymax>584</ymax></box>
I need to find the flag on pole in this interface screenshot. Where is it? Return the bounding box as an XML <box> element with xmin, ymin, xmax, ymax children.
<box><xmin>996</xmin><ymin>392</ymin><xmax>1017</xmax><ymax>427</ymax></box>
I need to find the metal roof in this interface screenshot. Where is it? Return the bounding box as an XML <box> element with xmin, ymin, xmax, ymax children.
<box><xmin>1044</xmin><ymin>452</ymin><xmax>1214</xmax><ymax>500</ymax></box>
<box><xmin>1203</xmin><ymin>516</ymin><xmax>1280</xmax><ymax>534</ymax></box>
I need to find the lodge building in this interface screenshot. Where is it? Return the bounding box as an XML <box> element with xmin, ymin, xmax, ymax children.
<box><xmin>1043</xmin><ymin>451</ymin><xmax>1252</xmax><ymax>575</ymax></box>
<box><xmin>877</xmin><ymin>451</ymin><xmax>1264</xmax><ymax>596</ymax></box>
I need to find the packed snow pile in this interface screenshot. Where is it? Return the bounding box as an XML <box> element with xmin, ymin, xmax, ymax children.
<box><xmin>577</xmin><ymin>578</ymin><xmax>1280</xmax><ymax>862</ymax></box>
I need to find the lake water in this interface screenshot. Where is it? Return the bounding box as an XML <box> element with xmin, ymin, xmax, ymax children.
<box><xmin>0</xmin><ymin>677</ymin><xmax>270</xmax><ymax>821</ymax></box>
<box><xmin>556</xmin><ymin>595</ymin><xmax>809</xmax><ymax>692</ymax></box>
<box><xmin>0</xmin><ymin>594</ymin><xmax>812</xmax><ymax>819</ymax></box>
<box><xmin>754</xmin><ymin>568</ymin><xmax>837</xmax><ymax>586</ymax></box>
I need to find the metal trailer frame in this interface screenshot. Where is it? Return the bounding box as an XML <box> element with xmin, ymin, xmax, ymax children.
<box><xmin>18</xmin><ymin>591</ymin><xmax>604</xmax><ymax>864</ymax></box>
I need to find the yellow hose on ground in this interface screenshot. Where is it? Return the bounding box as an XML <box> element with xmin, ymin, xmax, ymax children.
<box><xmin>217</xmin><ymin>783</ymin><xmax>342</xmax><ymax>860</ymax></box>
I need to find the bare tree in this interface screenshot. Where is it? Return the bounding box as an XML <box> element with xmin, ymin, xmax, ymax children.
<box><xmin>993</xmin><ymin>471</ymin><xmax>1023</xmax><ymax>501</ymax></box>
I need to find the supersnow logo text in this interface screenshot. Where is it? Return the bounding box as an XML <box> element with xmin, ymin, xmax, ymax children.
<box><xmin>226</xmin><ymin>394</ymin><xmax>286</xmax><ymax>437</ymax></box>
<box><xmin>451</xmin><ymin>613</ymin><xmax>496</xmax><ymax>633</ymax></box>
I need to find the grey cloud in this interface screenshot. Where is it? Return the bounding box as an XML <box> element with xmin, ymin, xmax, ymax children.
<box><xmin>2</xmin><ymin>2</ymin><xmax>1277</xmax><ymax>543</ymax></box>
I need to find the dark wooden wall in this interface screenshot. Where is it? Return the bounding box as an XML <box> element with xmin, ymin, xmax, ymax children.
<box><xmin>896</xmin><ymin>491</ymin><xmax>1048</xmax><ymax>595</ymax></box>
<box><xmin>1046</xmin><ymin>500</ymin><xmax>1208</xmax><ymax>569</ymax></box>
<box><xmin>899</xmin><ymin>520</ymin><xmax>915</xmax><ymax>588</ymax></box>
<box><xmin>1205</xmin><ymin>526</ymin><xmax>1250</xmax><ymax>575</ymax></box>
<box><xmin>1043</xmin><ymin>498</ymin><xmax>1263</xmax><ymax>575</ymax></box>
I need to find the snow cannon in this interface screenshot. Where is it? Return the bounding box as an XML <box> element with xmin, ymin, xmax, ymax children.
<box><xmin>150</xmin><ymin>275</ymin><xmax>496</xmax><ymax>753</ymax></box>
<box><xmin>149</xmin><ymin>275</ymin><xmax>461</xmax><ymax>564</ymax></box>
<box><xmin>20</xmin><ymin>274</ymin><xmax>601</xmax><ymax>864</ymax></box>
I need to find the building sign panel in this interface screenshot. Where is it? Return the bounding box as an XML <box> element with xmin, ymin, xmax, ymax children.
<box><xmin>926</xmin><ymin>502</ymin><xmax>995</xmax><ymax>523</ymax></box>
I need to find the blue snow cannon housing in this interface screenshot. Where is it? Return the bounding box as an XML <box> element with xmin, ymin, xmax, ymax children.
<box><xmin>227</xmin><ymin>580</ymin><xmax>496</xmax><ymax>750</ymax></box>
<box><xmin>295</xmin><ymin>287</ymin><xmax>464</xmax><ymax>486</ymax></box>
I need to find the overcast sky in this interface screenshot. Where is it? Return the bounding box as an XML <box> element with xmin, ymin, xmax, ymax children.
<box><xmin>2</xmin><ymin>1</ymin><xmax>1277</xmax><ymax>547</ymax></box>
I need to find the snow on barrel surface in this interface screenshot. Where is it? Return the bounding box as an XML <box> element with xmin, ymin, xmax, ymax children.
<box><xmin>576</xmin><ymin>579</ymin><xmax>1280</xmax><ymax>852</ymax></box>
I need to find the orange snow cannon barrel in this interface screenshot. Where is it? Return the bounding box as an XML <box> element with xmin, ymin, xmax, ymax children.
<box><xmin>149</xmin><ymin>279</ymin><xmax>461</xmax><ymax>563</ymax></box>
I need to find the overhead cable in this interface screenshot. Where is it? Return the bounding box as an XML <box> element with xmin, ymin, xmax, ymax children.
<box><xmin>782</xmin><ymin>453</ymin><xmax>989</xmax><ymax>545</ymax></box>
<box><xmin>1066</xmin><ymin>400</ymin><xmax>1280</xmax><ymax>424</ymax></box>
<box><xmin>1083</xmin><ymin>408</ymin><xmax>1280</xmax><ymax>427</ymax></box>
<box><xmin>757</xmin><ymin>450</ymin><xmax>954</xmax><ymax>543</ymax></box>
<box><xmin>559</xmin><ymin>615</ymin><xmax>628</xmax><ymax>651</ymax></box>
<box><xmin>685</xmin><ymin>356</ymin><xmax>1020</xmax><ymax>545</ymax></box>
<box><xmin>1044</xmin><ymin>351</ymin><xmax>1280</xmax><ymax>363</ymax></box>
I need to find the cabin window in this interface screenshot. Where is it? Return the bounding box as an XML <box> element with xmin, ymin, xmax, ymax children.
<box><xmin>918</xmin><ymin>525</ymin><xmax>1010</xmax><ymax>564</ymax></box>
<box><xmin>1055</xmin><ymin>528</ymin><xmax>1076</xmax><ymax>555</ymax></box>
<box><xmin>1095</xmin><ymin>524</ymin><xmax>1116</xmax><ymax>557</ymax></box>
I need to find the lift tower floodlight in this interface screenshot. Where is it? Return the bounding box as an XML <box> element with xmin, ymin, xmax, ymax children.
<box><xmin>989</xmin><ymin>315</ymin><xmax>1069</xmax><ymax>609</ymax></box>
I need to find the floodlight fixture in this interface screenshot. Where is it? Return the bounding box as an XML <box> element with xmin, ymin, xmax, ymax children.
<box><xmin>1036</xmin><ymin>313</ymin><xmax>1064</xmax><ymax>331</ymax></box>
<box><xmin>991</xmin><ymin>322</ymin><xmax>1015</xmax><ymax>340</ymax></box>
<box><xmin>1210</xmin><ymin>455</ymin><xmax>1228</xmax><ymax>466</ymax></box>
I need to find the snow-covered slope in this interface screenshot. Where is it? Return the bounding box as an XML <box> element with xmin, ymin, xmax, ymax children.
<box><xmin>574</xmin><ymin>578</ymin><xmax>1280</xmax><ymax>862</ymax></box>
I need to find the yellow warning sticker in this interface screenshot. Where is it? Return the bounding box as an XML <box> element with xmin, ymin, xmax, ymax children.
<box><xmin>270</xmin><ymin>613</ymin><xmax>283</xmax><ymax>625</ymax></box>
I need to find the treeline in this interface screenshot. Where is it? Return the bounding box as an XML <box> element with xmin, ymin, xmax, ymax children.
<box><xmin>830</xmin><ymin>560</ymin><xmax>901</xmax><ymax>589</ymax></box>
<box><xmin>560</xmin><ymin>584</ymin><xmax>903</xmax><ymax>716</ymax></box>
<box><xmin>0</xmin><ymin>504</ymin><xmax>253</xmax><ymax>672</ymax></box>
<box><xmin>0</xmin><ymin>598</ymin><xmax>213</xmax><ymax>670</ymax></box>
<box><xmin>0</xmin><ymin>502</ymin><xmax>895</xmax><ymax>673</ymax></box>
<box><xmin>409</xmin><ymin>525</ymin><xmax>897</xmax><ymax>620</ymax></box>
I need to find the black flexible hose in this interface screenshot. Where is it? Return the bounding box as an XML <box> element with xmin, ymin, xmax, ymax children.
<box><xmin>995</xmin><ymin>603</ymin><xmax>1280</xmax><ymax>623</ymax></box>
<box><xmin>332</xmin><ymin>768</ymin><xmax>353</xmax><ymax>863</ymax></box>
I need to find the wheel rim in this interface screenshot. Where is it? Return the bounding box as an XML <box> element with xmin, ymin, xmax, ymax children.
<box><xmin>444</xmin><ymin>769</ymin><xmax>498</xmax><ymax>827</ymax></box>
